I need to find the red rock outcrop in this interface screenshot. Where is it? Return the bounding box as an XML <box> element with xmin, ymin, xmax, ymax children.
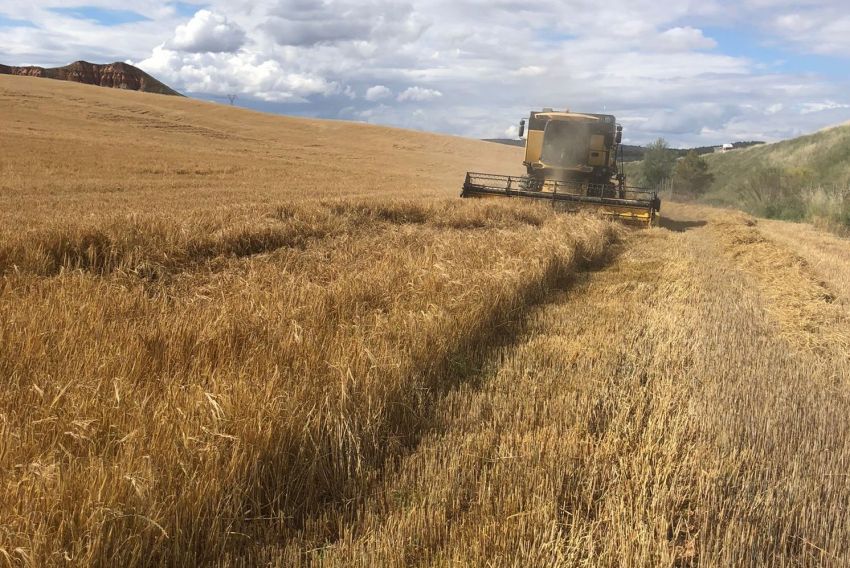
<box><xmin>0</xmin><ymin>61</ymin><xmax>181</xmax><ymax>96</ymax></box>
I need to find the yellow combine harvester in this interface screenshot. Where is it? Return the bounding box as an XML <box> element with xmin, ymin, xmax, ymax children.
<box><xmin>462</xmin><ymin>109</ymin><xmax>661</xmax><ymax>226</ymax></box>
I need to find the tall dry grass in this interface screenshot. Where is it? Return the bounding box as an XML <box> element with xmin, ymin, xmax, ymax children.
<box><xmin>708</xmin><ymin>161</ymin><xmax>850</xmax><ymax>230</ymax></box>
<box><xmin>801</xmin><ymin>186</ymin><xmax>850</xmax><ymax>230</ymax></box>
<box><xmin>0</xmin><ymin>197</ymin><xmax>617</xmax><ymax>566</ymax></box>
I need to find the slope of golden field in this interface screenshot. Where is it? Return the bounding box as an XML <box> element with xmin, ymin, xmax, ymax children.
<box><xmin>0</xmin><ymin>74</ymin><xmax>522</xmax><ymax>231</ymax></box>
<box><xmin>3</xmin><ymin>76</ymin><xmax>850</xmax><ymax>566</ymax></box>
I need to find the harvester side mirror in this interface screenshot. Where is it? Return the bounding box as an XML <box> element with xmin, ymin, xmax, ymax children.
<box><xmin>615</xmin><ymin>126</ymin><xmax>623</xmax><ymax>144</ymax></box>
<box><xmin>518</xmin><ymin>119</ymin><xmax>526</xmax><ymax>139</ymax></box>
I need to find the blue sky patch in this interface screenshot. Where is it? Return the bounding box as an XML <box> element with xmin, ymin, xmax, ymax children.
<box><xmin>705</xmin><ymin>26</ymin><xmax>846</xmax><ymax>78</ymax></box>
<box><xmin>537</xmin><ymin>28</ymin><xmax>578</xmax><ymax>45</ymax></box>
<box><xmin>0</xmin><ymin>14</ymin><xmax>37</xmax><ymax>28</ymax></box>
<box><xmin>170</xmin><ymin>2</ymin><xmax>204</xmax><ymax>18</ymax></box>
<box><xmin>50</xmin><ymin>6</ymin><xmax>149</xmax><ymax>25</ymax></box>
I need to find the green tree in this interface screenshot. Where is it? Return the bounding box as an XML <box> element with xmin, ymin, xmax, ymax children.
<box><xmin>672</xmin><ymin>150</ymin><xmax>715</xmax><ymax>197</ymax></box>
<box><xmin>641</xmin><ymin>138</ymin><xmax>677</xmax><ymax>189</ymax></box>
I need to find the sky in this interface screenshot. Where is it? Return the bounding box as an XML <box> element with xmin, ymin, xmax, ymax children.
<box><xmin>2</xmin><ymin>1</ymin><xmax>850</xmax><ymax>146</ymax></box>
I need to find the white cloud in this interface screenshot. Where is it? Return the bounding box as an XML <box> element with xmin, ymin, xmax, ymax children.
<box><xmin>365</xmin><ymin>85</ymin><xmax>392</xmax><ymax>101</ymax></box>
<box><xmin>261</xmin><ymin>0</ymin><xmax>429</xmax><ymax>46</ymax></box>
<box><xmin>168</xmin><ymin>10</ymin><xmax>245</xmax><ymax>53</ymax></box>
<box><xmin>139</xmin><ymin>46</ymin><xmax>337</xmax><ymax>102</ymax></box>
<box><xmin>644</xmin><ymin>103</ymin><xmax>738</xmax><ymax>135</ymax></box>
<box><xmin>397</xmin><ymin>86</ymin><xmax>442</xmax><ymax>102</ymax></box>
<box><xmin>801</xmin><ymin>101</ymin><xmax>850</xmax><ymax>115</ymax></box>
<box><xmin>5</xmin><ymin>0</ymin><xmax>850</xmax><ymax>145</ymax></box>
<box><xmin>762</xmin><ymin>3</ymin><xmax>850</xmax><ymax>55</ymax></box>
<box><xmin>514</xmin><ymin>66</ymin><xmax>546</xmax><ymax>77</ymax></box>
<box><xmin>655</xmin><ymin>27</ymin><xmax>717</xmax><ymax>51</ymax></box>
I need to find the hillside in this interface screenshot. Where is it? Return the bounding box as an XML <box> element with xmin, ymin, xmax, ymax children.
<box><xmin>0</xmin><ymin>60</ymin><xmax>181</xmax><ymax>96</ymax></box>
<box><xmin>705</xmin><ymin>123</ymin><xmax>850</xmax><ymax>194</ymax></box>
<box><xmin>620</xmin><ymin>125</ymin><xmax>850</xmax><ymax>226</ymax></box>
<box><xmin>3</xmin><ymin>76</ymin><xmax>850</xmax><ymax>566</ymax></box>
<box><xmin>698</xmin><ymin>124</ymin><xmax>850</xmax><ymax>224</ymax></box>
<box><xmin>0</xmin><ymin>74</ymin><xmax>523</xmax><ymax>232</ymax></box>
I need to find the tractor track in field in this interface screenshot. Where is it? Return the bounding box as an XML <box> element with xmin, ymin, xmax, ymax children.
<box><xmin>242</xmin><ymin>203</ymin><xmax>850</xmax><ymax>567</ymax></box>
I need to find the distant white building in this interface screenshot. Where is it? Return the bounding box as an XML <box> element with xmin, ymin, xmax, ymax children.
<box><xmin>715</xmin><ymin>143</ymin><xmax>735</xmax><ymax>153</ymax></box>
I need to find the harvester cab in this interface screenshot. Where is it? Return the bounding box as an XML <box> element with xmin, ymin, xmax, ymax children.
<box><xmin>462</xmin><ymin>109</ymin><xmax>661</xmax><ymax>226</ymax></box>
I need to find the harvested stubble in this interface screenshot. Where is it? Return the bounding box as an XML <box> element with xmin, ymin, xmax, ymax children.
<box><xmin>759</xmin><ymin>217</ymin><xmax>850</xmax><ymax>306</ymax></box>
<box><xmin>260</xmin><ymin>207</ymin><xmax>850</xmax><ymax>567</ymax></box>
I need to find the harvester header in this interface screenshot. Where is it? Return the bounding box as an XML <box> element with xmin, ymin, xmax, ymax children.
<box><xmin>462</xmin><ymin>108</ymin><xmax>660</xmax><ymax>226</ymax></box>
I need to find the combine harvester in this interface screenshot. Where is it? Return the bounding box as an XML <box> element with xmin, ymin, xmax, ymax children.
<box><xmin>462</xmin><ymin>109</ymin><xmax>661</xmax><ymax>226</ymax></box>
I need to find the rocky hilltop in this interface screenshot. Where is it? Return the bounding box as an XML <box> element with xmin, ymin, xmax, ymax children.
<box><xmin>0</xmin><ymin>61</ymin><xmax>181</xmax><ymax>96</ymax></box>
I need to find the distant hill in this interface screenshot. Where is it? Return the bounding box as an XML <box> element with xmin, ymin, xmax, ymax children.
<box><xmin>705</xmin><ymin>126</ymin><xmax>850</xmax><ymax>196</ymax></box>
<box><xmin>654</xmin><ymin>141</ymin><xmax>765</xmax><ymax>160</ymax></box>
<box><xmin>700</xmin><ymin>124</ymin><xmax>850</xmax><ymax>224</ymax></box>
<box><xmin>483</xmin><ymin>139</ymin><xmax>764</xmax><ymax>162</ymax></box>
<box><xmin>614</xmin><ymin>125</ymin><xmax>850</xmax><ymax>227</ymax></box>
<box><xmin>0</xmin><ymin>61</ymin><xmax>181</xmax><ymax>96</ymax></box>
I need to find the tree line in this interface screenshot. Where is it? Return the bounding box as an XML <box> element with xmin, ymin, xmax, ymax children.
<box><xmin>639</xmin><ymin>138</ymin><xmax>714</xmax><ymax>197</ymax></box>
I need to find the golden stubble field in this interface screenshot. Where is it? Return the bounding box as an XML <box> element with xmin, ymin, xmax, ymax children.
<box><xmin>3</xmin><ymin>76</ymin><xmax>850</xmax><ymax>567</ymax></box>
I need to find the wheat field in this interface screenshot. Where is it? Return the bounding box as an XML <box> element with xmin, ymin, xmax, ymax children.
<box><xmin>3</xmin><ymin>76</ymin><xmax>850</xmax><ymax>567</ymax></box>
